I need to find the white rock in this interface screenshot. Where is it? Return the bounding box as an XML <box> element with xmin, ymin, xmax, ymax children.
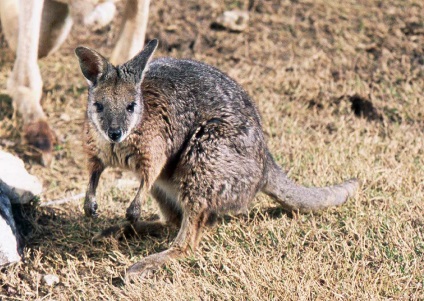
<box><xmin>215</xmin><ymin>10</ymin><xmax>249</xmax><ymax>32</ymax></box>
<box><xmin>0</xmin><ymin>151</ymin><xmax>42</xmax><ymax>204</ymax></box>
<box><xmin>0</xmin><ymin>218</ymin><xmax>20</xmax><ymax>266</ymax></box>
<box><xmin>42</xmin><ymin>274</ymin><xmax>60</xmax><ymax>286</ymax></box>
<box><xmin>0</xmin><ymin>193</ymin><xmax>21</xmax><ymax>266</ymax></box>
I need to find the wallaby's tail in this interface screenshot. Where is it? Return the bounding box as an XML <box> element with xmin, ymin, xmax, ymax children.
<box><xmin>262</xmin><ymin>152</ymin><xmax>359</xmax><ymax>212</ymax></box>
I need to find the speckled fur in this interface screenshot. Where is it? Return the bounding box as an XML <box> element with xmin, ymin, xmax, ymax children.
<box><xmin>76</xmin><ymin>39</ymin><xmax>359</xmax><ymax>279</ymax></box>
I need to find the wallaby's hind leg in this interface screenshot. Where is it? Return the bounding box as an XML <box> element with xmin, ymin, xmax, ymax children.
<box><xmin>126</xmin><ymin>195</ymin><xmax>211</xmax><ymax>279</ymax></box>
<box><xmin>126</xmin><ymin>122</ymin><xmax>265</xmax><ymax>279</ymax></box>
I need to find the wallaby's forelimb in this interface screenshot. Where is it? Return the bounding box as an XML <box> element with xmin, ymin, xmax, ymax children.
<box><xmin>126</xmin><ymin>179</ymin><xmax>145</xmax><ymax>223</ymax></box>
<box><xmin>263</xmin><ymin>152</ymin><xmax>358</xmax><ymax>212</ymax></box>
<box><xmin>84</xmin><ymin>158</ymin><xmax>105</xmax><ymax>217</ymax></box>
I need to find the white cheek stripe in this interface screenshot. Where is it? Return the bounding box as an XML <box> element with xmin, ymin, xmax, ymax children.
<box><xmin>129</xmin><ymin>112</ymin><xmax>140</xmax><ymax>133</ymax></box>
<box><xmin>118</xmin><ymin>114</ymin><xmax>139</xmax><ymax>143</ymax></box>
<box><xmin>92</xmin><ymin>112</ymin><xmax>112</xmax><ymax>142</ymax></box>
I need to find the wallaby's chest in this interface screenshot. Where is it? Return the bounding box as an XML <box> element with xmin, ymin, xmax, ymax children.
<box><xmin>97</xmin><ymin>140</ymin><xmax>141</xmax><ymax>172</ymax></box>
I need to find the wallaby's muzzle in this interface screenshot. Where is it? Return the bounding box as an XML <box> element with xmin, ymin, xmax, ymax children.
<box><xmin>108</xmin><ymin>128</ymin><xmax>122</xmax><ymax>142</ymax></box>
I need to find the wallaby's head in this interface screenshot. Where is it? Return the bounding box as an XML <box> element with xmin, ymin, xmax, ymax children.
<box><xmin>75</xmin><ymin>39</ymin><xmax>158</xmax><ymax>143</ymax></box>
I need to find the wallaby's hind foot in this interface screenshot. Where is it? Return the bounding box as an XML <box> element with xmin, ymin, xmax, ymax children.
<box><xmin>126</xmin><ymin>249</ymin><xmax>180</xmax><ymax>281</ymax></box>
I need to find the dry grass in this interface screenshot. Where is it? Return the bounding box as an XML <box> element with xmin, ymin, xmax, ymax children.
<box><xmin>1</xmin><ymin>0</ymin><xmax>423</xmax><ymax>300</ymax></box>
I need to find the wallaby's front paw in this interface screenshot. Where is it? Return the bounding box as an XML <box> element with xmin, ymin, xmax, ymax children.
<box><xmin>126</xmin><ymin>204</ymin><xmax>140</xmax><ymax>223</ymax></box>
<box><xmin>84</xmin><ymin>199</ymin><xmax>98</xmax><ymax>218</ymax></box>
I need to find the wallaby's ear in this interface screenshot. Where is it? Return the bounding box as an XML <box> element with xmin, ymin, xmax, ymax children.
<box><xmin>75</xmin><ymin>46</ymin><xmax>112</xmax><ymax>86</ymax></box>
<box><xmin>120</xmin><ymin>39</ymin><xmax>158</xmax><ymax>84</ymax></box>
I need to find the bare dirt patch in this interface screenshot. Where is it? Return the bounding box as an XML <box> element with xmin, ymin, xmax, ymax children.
<box><xmin>1</xmin><ymin>0</ymin><xmax>423</xmax><ymax>300</ymax></box>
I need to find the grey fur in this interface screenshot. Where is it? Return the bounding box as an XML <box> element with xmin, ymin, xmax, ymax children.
<box><xmin>76</xmin><ymin>39</ymin><xmax>359</xmax><ymax>277</ymax></box>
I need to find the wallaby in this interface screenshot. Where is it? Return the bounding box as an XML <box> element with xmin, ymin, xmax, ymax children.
<box><xmin>75</xmin><ymin>39</ymin><xmax>358</xmax><ymax>278</ymax></box>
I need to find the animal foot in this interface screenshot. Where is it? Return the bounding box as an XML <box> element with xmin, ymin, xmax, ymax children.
<box><xmin>126</xmin><ymin>203</ymin><xmax>141</xmax><ymax>223</ymax></box>
<box><xmin>24</xmin><ymin>120</ymin><xmax>56</xmax><ymax>166</ymax></box>
<box><xmin>126</xmin><ymin>253</ymin><xmax>167</xmax><ymax>281</ymax></box>
<box><xmin>84</xmin><ymin>199</ymin><xmax>98</xmax><ymax>218</ymax></box>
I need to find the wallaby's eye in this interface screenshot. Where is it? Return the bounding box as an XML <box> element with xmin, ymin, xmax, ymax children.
<box><xmin>126</xmin><ymin>102</ymin><xmax>136</xmax><ymax>113</ymax></box>
<box><xmin>93</xmin><ymin>102</ymin><xmax>104</xmax><ymax>113</ymax></box>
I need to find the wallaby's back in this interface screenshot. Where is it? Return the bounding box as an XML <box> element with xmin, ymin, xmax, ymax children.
<box><xmin>144</xmin><ymin>57</ymin><xmax>264</xmax><ymax>135</ymax></box>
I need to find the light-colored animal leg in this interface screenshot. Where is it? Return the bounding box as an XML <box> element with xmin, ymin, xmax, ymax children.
<box><xmin>1</xmin><ymin>0</ymin><xmax>73</xmax><ymax>58</ymax></box>
<box><xmin>38</xmin><ymin>0</ymin><xmax>73</xmax><ymax>58</ymax></box>
<box><xmin>110</xmin><ymin>0</ymin><xmax>150</xmax><ymax>65</ymax></box>
<box><xmin>7</xmin><ymin>0</ymin><xmax>56</xmax><ymax>165</ymax></box>
<box><xmin>0</xmin><ymin>0</ymin><xmax>19</xmax><ymax>53</ymax></box>
<box><xmin>7</xmin><ymin>0</ymin><xmax>43</xmax><ymax>119</ymax></box>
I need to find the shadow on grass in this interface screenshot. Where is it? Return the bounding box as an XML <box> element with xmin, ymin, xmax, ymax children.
<box><xmin>11</xmin><ymin>203</ymin><xmax>173</xmax><ymax>285</ymax></box>
<box><xmin>9</xmin><ymin>201</ymin><xmax>295</xmax><ymax>288</ymax></box>
<box><xmin>221</xmin><ymin>205</ymin><xmax>295</xmax><ymax>225</ymax></box>
<box><xmin>16</xmin><ymin>202</ymin><xmax>295</xmax><ymax>254</ymax></box>
<box><xmin>16</xmin><ymin>201</ymin><xmax>293</xmax><ymax>247</ymax></box>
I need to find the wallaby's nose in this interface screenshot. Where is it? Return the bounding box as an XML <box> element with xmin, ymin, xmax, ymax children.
<box><xmin>108</xmin><ymin>128</ymin><xmax>122</xmax><ymax>141</ymax></box>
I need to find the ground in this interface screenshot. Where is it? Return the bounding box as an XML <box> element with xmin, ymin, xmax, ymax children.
<box><xmin>0</xmin><ymin>0</ymin><xmax>423</xmax><ymax>300</ymax></box>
